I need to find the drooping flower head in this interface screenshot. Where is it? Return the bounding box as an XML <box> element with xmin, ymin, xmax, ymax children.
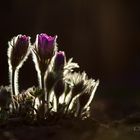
<box><xmin>8</xmin><ymin>34</ymin><xmax>30</xmax><ymax>69</ymax></box>
<box><xmin>65</xmin><ymin>72</ymin><xmax>89</xmax><ymax>97</ymax></box>
<box><xmin>78</xmin><ymin>80</ymin><xmax>99</xmax><ymax>114</ymax></box>
<box><xmin>54</xmin><ymin>51</ymin><xmax>66</xmax><ymax>72</ymax></box>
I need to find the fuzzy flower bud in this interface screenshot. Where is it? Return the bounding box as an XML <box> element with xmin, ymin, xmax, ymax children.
<box><xmin>32</xmin><ymin>33</ymin><xmax>57</xmax><ymax>90</ymax></box>
<box><xmin>37</xmin><ymin>33</ymin><xmax>57</xmax><ymax>60</ymax></box>
<box><xmin>54</xmin><ymin>51</ymin><xmax>65</xmax><ymax>72</ymax></box>
<box><xmin>32</xmin><ymin>33</ymin><xmax>57</xmax><ymax>72</ymax></box>
<box><xmin>8</xmin><ymin>35</ymin><xmax>30</xmax><ymax>69</ymax></box>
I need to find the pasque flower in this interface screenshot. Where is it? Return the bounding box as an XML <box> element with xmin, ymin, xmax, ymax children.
<box><xmin>32</xmin><ymin>33</ymin><xmax>57</xmax><ymax>115</ymax></box>
<box><xmin>37</xmin><ymin>34</ymin><xmax>57</xmax><ymax>60</ymax></box>
<box><xmin>44</xmin><ymin>51</ymin><xmax>65</xmax><ymax>110</ymax></box>
<box><xmin>78</xmin><ymin>80</ymin><xmax>99</xmax><ymax>117</ymax></box>
<box><xmin>8</xmin><ymin>35</ymin><xmax>30</xmax><ymax>69</ymax></box>
<box><xmin>32</xmin><ymin>33</ymin><xmax>57</xmax><ymax>89</ymax></box>
<box><xmin>8</xmin><ymin>35</ymin><xmax>30</xmax><ymax>96</ymax></box>
<box><xmin>53</xmin><ymin>51</ymin><xmax>66</xmax><ymax>72</ymax></box>
<box><xmin>3</xmin><ymin>33</ymin><xmax>100</xmax><ymax>120</ymax></box>
<box><xmin>64</xmin><ymin>72</ymin><xmax>98</xmax><ymax>115</ymax></box>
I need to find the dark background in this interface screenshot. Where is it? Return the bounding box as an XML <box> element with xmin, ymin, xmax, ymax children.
<box><xmin>0</xmin><ymin>0</ymin><xmax>140</xmax><ymax>119</ymax></box>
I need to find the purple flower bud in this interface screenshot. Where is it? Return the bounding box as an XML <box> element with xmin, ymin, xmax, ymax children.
<box><xmin>36</xmin><ymin>33</ymin><xmax>57</xmax><ymax>60</ymax></box>
<box><xmin>8</xmin><ymin>34</ymin><xmax>30</xmax><ymax>69</ymax></box>
<box><xmin>32</xmin><ymin>33</ymin><xmax>57</xmax><ymax>89</ymax></box>
<box><xmin>54</xmin><ymin>51</ymin><xmax>65</xmax><ymax>71</ymax></box>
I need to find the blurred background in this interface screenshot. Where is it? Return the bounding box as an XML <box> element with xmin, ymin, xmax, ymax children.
<box><xmin>0</xmin><ymin>0</ymin><xmax>140</xmax><ymax>120</ymax></box>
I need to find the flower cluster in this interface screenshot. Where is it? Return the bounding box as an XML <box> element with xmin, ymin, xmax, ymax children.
<box><xmin>0</xmin><ymin>33</ymin><xmax>99</xmax><ymax>122</ymax></box>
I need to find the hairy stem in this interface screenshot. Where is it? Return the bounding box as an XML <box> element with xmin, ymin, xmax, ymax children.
<box><xmin>11</xmin><ymin>69</ymin><xmax>19</xmax><ymax>96</ymax></box>
<box><xmin>40</xmin><ymin>72</ymin><xmax>47</xmax><ymax>116</ymax></box>
<box><xmin>65</xmin><ymin>97</ymin><xmax>73</xmax><ymax>114</ymax></box>
<box><xmin>11</xmin><ymin>69</ymin><xmax>15</xmax><ymax>96</ymax></box>
<box><xmin>40</xmin><ymin>72</ymin><xmax>44</xmax><ymax>89</ymax></box>
<box><xmin>12</xmin><ymin>69</ymin><xmax>19</xmax><ymax>96</ymax></box>
<box><xmin>9</xmin><ymin>68</ymin><xmax>17</xmax><ymax>110</ymax></box>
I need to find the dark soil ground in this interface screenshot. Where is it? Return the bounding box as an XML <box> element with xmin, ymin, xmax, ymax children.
<box><xmin>0</xmin><ymin>98</ymin><xmax>140</xmax><ymax>140</ymax></box>
<box><xmin>0</xmin><ymin>116</ymin><xmax>140</xmax><ymax>140</ymax></box>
